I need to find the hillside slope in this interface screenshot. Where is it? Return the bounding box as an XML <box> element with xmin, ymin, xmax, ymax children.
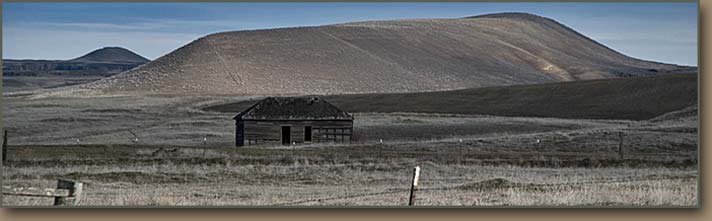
<box><xmin>42</xmin><ymin>12</ymin><xmax>692</xmax><ymax>97</ymax></box>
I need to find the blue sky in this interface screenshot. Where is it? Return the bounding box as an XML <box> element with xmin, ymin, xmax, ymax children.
<box><xmin>2</xmin><ymin>2</ymin><xmax>698</xmax><ymax>66</ymax></box>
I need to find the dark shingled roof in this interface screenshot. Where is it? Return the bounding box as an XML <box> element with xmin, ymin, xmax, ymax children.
<box><xmin>234</xmin><ymin>97</ymin><xmax>353</xmax><ymax>120</ymax></box>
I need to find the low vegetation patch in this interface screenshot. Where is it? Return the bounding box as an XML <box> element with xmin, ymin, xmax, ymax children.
<box><xmin>205</xmin><ymin>73</ymin><xmax>697</xmax><ymax>120</ymax></box>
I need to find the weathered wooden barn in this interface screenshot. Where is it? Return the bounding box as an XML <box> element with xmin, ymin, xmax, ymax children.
<box><xmin>234</xmin><ymin>97</ymin><xmax>354</xmax><ymax>146</ymax></box>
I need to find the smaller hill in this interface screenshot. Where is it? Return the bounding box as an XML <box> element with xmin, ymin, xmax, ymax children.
<box><xmin>3</xmin><ymin>46</ymin><xmax>149</xmax><ymax>77</ymax></box>
<box><xmin>3</xmin><ymin>47</ymin><xmax>150</xmax><ymax>92</ymax></box>
<box><xmin>69</xmin><ymin>47</ymin><xmax>150</xmax><ymax>64</ymax></box>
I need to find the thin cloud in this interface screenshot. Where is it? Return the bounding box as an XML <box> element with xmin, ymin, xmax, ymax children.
<box><xmin>3</xmin><ymin>26</ymin><xmax>201</xmax><ymax>60</ymax></box>
<box><xmin>10</xmin><ymin>18</ymin><xmax>280</xmax><ymax>33</ymax></box>
<box><xmin>17</xmin><ymin>22</ymin><xmax>159</xmax><ymax>30</ymax></box>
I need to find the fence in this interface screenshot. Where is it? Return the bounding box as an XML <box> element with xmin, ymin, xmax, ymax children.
<box><xmin>2</xmin><ymin>130</ymin><xmax>7</xmax><ymax>163</ymax></box>
<box><xmin>2</xmin><ymin>179</ymin><xmax>83</xmax><ymax>206</ymax></box>
<box><xmin>270</xmin><ymin>165</ymin><xmax>694</xmax><ymax>206</ymax></box>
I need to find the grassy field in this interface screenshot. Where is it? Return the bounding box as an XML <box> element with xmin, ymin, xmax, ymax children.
<box><xmin>206</xmin><ymin>73</ymin><xmax>697</xmax><ymax>120</ymax></box>
<box><xmin>1</xmin><ymin>110</ymin><xmax>698</xmax><ymax>207</ymax></box>
<box><xmin>1</xmin><ymin>74</ymin><xmax>699</xmax><ymax>207</ymax></box>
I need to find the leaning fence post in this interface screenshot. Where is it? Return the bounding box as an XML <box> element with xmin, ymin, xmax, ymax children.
<box><xmin>408</xmin><ymin>166</ymin><xmax>420</xmax><ymax>206</ymax></box>
<box><xmin>2</xmin><ymin>130</ymin><xmax>7</xmax><ymax>163</ymax></box>
<box><xmin>53</xmin><ymin>179</ymin><xmax>83</xmax><ymax>206</ymax></box>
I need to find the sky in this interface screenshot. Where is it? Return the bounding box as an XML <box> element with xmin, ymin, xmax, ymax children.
<box><xmin>2</xmin><ymin>2</ymin><xmax>698</xmax><ymax>66</ymax></box>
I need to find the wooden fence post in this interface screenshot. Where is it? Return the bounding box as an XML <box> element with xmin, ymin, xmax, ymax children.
<box><xmin>53</xmin><ymin>179</ymin><xmax>83</xmax><ymax>206</ymax></box>
<box><xmin>618</xmin><ymin>132</ymin><xmax>624</xmax><ymax>159</ymax></box>
<box><xmin>203</xmin><ymin>137</ymin><xmax>207</xmax><ymax>158</ymax></box>
<box><xmin>408</xmin><ymin>166</ymin><xmax>420</xmax><ymax>206</ymax></box>
<box><xmin>2</xmin><ymin>130</ymin><xmax>7</xmax><ymax>163</ymax></box>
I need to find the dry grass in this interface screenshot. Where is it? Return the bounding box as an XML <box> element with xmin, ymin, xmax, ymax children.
<box><xmin>2</xmin><ymin>145</ymin><xmax>697</xmax><ymax>207</ymax></box>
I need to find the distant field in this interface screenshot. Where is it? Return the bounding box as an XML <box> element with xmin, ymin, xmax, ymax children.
<box><xmin>2</xmin><ymin>76</ymin><xmax>104</xmax><ymax>92</ymax></box>
<box><xmin>205</xmin><ymin>73</ymin><xmax>697</xmax><ymax>120</ymax></box>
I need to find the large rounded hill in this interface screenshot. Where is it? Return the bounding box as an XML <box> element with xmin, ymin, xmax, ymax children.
<box><xmin>42</xmin><ymin>12</ymin><xmax>691</xmax><ymax>97</ymax></box>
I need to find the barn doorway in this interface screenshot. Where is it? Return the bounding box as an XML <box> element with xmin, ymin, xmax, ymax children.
<box><xmin>236</xmin><ymin>120</ymin><xmax>245</xmax><ymax>146</ymax></box>
<box><xmin>304</xmin><ymin>126</ymin><xmax>312</xmax><ymax>142</ymax></box>
<box><xmin>281</xmin><ymin>126</ymin><xmax>291</xmax><ymax>145</ymax></box>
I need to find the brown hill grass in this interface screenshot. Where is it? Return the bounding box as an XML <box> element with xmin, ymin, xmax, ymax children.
<box><xmin>40</xmin><ymin>12</ymin><xmax>692</xmax><ymax>97</ymax></box>
<box><xmin>206</xmin><ymin>73</ymin><xmax>697</xmax><ymax>120</ymax></box>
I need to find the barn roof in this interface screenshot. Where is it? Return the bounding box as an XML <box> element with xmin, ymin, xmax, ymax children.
<box><xmin>233</xmin><ymin>97</ymin><xmax>353</xmax><ymax>121</ymax></box>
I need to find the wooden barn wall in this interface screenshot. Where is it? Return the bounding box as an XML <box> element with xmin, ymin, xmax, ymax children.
<box><xmin>240</xmin><ymin>120</ymin><xmax>353</xmax><ymax>145</ymax></box>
